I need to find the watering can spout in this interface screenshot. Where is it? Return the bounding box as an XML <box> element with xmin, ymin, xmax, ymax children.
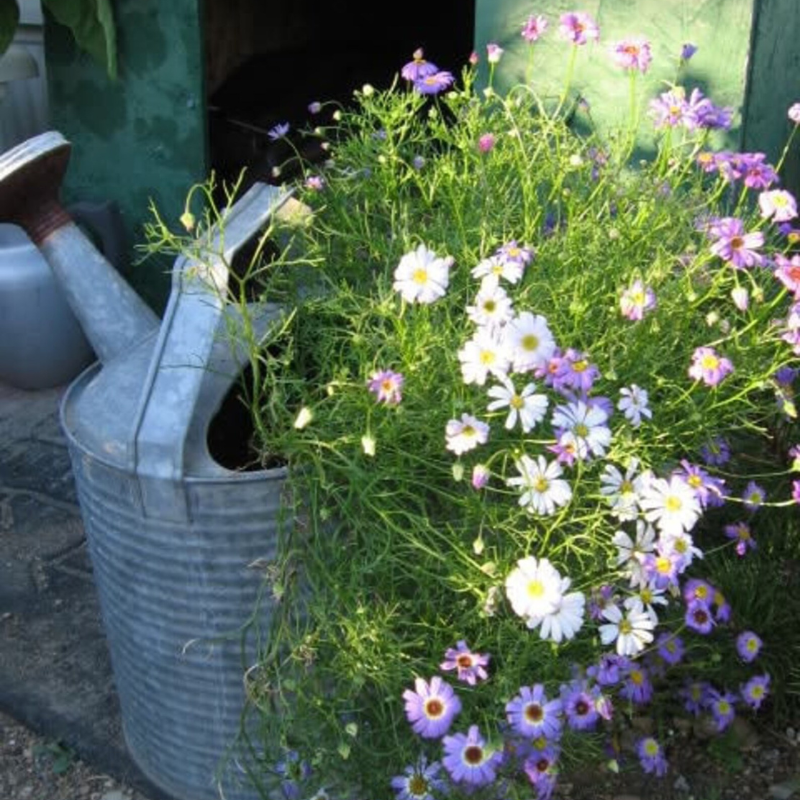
<box><xmin>0</xmin><ymin>131</ymin><xmax>159</xmax><ymax>363</ymax></box>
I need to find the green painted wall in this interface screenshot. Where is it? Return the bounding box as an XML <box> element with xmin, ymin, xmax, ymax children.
<box><xmin>45</xmin><ymin>0</ymin><xmax>208</xmax><ymax>313</ymax></box>
<box><xmin>474</xmin><ymin>0</ymin><xmax>800</xmax><ymax>188</ymax></box>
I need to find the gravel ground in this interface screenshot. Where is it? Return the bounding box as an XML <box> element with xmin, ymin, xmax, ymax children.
<box><xmin>2</xmin><ymin>706</ymin><xmax>799</xmax><ymax>800</ymax></box>
<box><xmin>0</xmin><ymin>709</ymin><xmax>156</xmax><ymax>800</ymax></box>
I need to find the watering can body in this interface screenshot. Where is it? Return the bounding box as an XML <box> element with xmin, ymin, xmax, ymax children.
<box><xmin>0</xmin><ymin>131</ymin><xmax>293</xmax><ymax>800</ymax></box>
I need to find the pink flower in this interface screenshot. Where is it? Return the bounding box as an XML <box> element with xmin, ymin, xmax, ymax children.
<box><xmin>792</xmin><ymin>479</ymin><xmax>800</xmax><ymax>503</ymax></box>
<box><xmin>789</xmin><ymin>103</ymin><xmax>800</xmax><ymax>124</ymax></box>
<box><xmin>486</xmin><ymin>43</ymin><xmax>504</xmax><ymax>64</ymax></box>
<box><xmin>471</xmin><ymin>464</ymin><xmax>490</xmax><ymax>490</ymax></box>
<box><xmin>689</xmin><ymin>347</ymin><xmax>734</xmax><ymax>387</ymax></box>
<box><xmin>774</xmin><ymin>254</ymin><xmax>800</xmax><ymax>297</ymax></box>
<box><xmin>620</xmin><ymin>280</ymin><xmax>657</xmax><ymax>321</ymax></box>
<box><xmin>521</xmin><ymin>14</ymin><xmax>548</xmax><ymax>42</ymax></box>
<box><xmin>478</xmin><ymin>133</ymin><xmax>496</xmax><ymax>153</ymax></box>
<box><xmin>559</xmin><ymin>11</ymin><xmax>599</xmax><ymax>45</ymax></box>
<box><xmin>610</xmin><ymin>39</ymin><xmax>652</xmax><ymax>73</ymax></box>
<box><xmin>759</xmin><ymin>189</ymin><xmax>798</xmax><ymax>222</ymax></box>
<box><xmin>367</xmin><ymin>369</ymin><xmax>404</xmax><ymax>404</ymax></box>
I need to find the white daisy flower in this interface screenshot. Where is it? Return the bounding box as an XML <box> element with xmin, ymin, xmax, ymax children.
<box><xmin>445</xmin><ymin>414</ymin><xmax>489</xmax><ymax>456</ymax></box>
<box><xmin>505</xmin><ymin>556</ymin><xmax>563</xmax><ymax>620</ymax></box>
<box><xmin>612</xmin><ymin>519</ymin><xmax>656</xmax><ymax>587</ymax></box>
<box><xmin>466</xmin><ymin>275</ymin><xmax>515</xmax><ymax>328</ymax></box>
<box><xmin>551</xmin><ymin>400</ymin><xmax>612</xmax><ymax>460</ymax></box>
<box><xmin>392</xmin><ymin>244</ymin><xmax>453</xmax><ymax>304</ymax></box>
<box><xmin>657</xmin><ymin>529</ymin><xmax>704</xmax><ymax>570</ymax></box>
<box><xmin>535</xmin><ymin>577</ymin><xmax>585</xmax><ymax>643</ymax></box>
<box><xmin>600</xmin><ymin>460</ymin><xmax>643</xmax><ymax>521</ymax></box>
<box><xmin>503</xmin><ymin>312</ymin><xmax>557</xmax><ymax>372</ymax></box>
<box><xmin>625</xmin><ymin>583</ymin><xmax>668</xmax><ymax>623</ymax></box>
<box><xmin>457</xmin><ymin>328</ymin><xmax>512</xmax><ymax>386</ymax></box>
<box><xmin>486</xmin><ymin>376</ymin><xmax>548</xmax><ymax>432</ymax></box>
<box><xmin>471</xmin><ymin>255</ymin><xmax>524</xmax><ymax>284</ymax></box>
<box><xmin>506</xmin><ymin>454</ymin><xmax>572</xmax><ymax>515</ymax></box>
<box><xmin>618</xmin><ymin>384</ymin><xmax>653</xmax><ymax>428</ymax></box>
<box><xmin>639</xmin><ymin>475</ymin><xmax>702</xmax><ymax>536</ymax></box>
<box><xmin>598</xmin><ymin>602</ymin><xmax>655</xmax><ymax>657</ymax></box>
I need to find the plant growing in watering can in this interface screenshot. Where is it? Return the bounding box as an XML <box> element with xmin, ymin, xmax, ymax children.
<box><xmin>146</xmin><ymin>11</ymin><xmax>800</xmax><ymax>800</ymax></box>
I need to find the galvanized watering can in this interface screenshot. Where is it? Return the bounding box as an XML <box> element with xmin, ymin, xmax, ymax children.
<box><xmin>0</xmin><ymin>131</ymin><xmax>294</xmax><ymax>800</ymax></box>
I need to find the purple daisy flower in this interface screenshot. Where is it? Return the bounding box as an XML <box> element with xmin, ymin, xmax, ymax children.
<box><xmin>275</xmin><ymin>751</ymin><xmax>312</xmax><ymax>800</ymax></box>
<box><xmin>774</xmin><ymin>254</ymin><xmax>800</xmax><ymax>297</ymax></box>
<box><xmin>708</xmin><ymin>688</ymin><xmax>737</xmax><ymax>731</ymax></box>
<box><xmin>268</xmin><ymin>122</ymin><xmax>290</xmax><ymax>141</ymax></box>
<box><xmin>401</xmin><ymin>49</ymin><xmax>439</xmax><ymax>82</ymax></box>
<box><xmin>523</xmin><ymin>745</ymin><xmax>560</xmax><ymax>799</ymax></box>
<box><xmin>637</xmin><ymin>736</ymin><xmax>668</xmax><ymax>777</ymax></box>
<box><xmin>725</xmin><ymin>521</ymin><xmax>756</xmax><ymax>556</ymax></box>
<box><xmin>685</xmin><ymin>600</ymin><xmax>715</xmax><ymax>635</ymax></box>
<box><xmin>391</xmin><ymin>756</ymin><xmax>448</xmax><ymax>800</ymax></box>
<box><xmin>736</xmin><ymin>630</ymin><xmax>763</xmax><ymax>662</ymax></box>
<box><xmin>558</xmin><ymin>11</ymin><xmax>599</xmax><ymax>45</ymax></box>
<box><xmin>413</xmin><ymin>71</ymin><xmax>454</xmax><ymax>95</ymax></box>
<box><xmin>440</xmin><ymin>640</ymin><xmax>490</xmax><ymax>685</ymax></box>
<box><xmin>689</xmin><ymin>346</ymin><xmax>734</xmax><ymax>387</ymax></box>
<box><xmin>650</xmin><ymin>88</ymin><xmax>689</xmax><ymax>128</ymax></box>
<box><xmin>680</xmin><ymin>679</ymin><xmax>712</xmax><ymax>715</ymax></box>
<box><xmin>521</xmin><ymin>14</ymin><xmax>548</xmax><ymax>43</ymax></box>
<box><xmin>742</xmin><ymin>481</ymin><xmax>766</xmax><ymax>512</ymax></box>
<box><xmin>402</xmin><ymin>676</ymin><xmax>461</xmax><ymax>738</ymax></box>
<box><xmin>553</xmin><ymin>348</ymin><xmax>600</xmax><ymax>394</ymax></box>
<box><xmin>619</xmin><ymin>663</ymin><xmax>653</xmax><ymax>705</ymax></box>
<box><xmin>700</xmin><ymin>436</ymin><xmax>731</xmax><ymax>466</ymax></box>
<box><xmin>505</xmin><ymin>684</ymin><xmax>563</xmax><ymax>740</ymax></box>
<box><xmin>496</xmin><ymin>239</ymin><xmax>535</xmax><ymax>266</ymax></box>
<box><xmin>442</xmin><ymin>725</ymin><xmax>503</xmax><ymax>787</ymax></box>
<box><xmin>656</xmin><ymin>632</ymin><xmax>685</xmax><ymax>666</ymax></box>
<box><xmin>674</xmin><ymin>460</ymin><xmax>726</xmax><ymax>509</ymax></box>
<box><xmin>709</xmin><ymin>217</ymin><xmax>765</xmax><ymax>268</ymax></box>
<box><xmin>741</xmin><ymin>674</ymin><xmax>770</xmax><ymax>710</ymax></box>
<box><xmin>611</xmin><ymin>39</ymin><xmax>652</xmax><ymax>73</ymax></box>
<box><xmin>587</xmin><ymin>653</ymin><xmax>629</xmax><ymax>687</ymax></box>
<box><xmin>683</xmin><ymin>577</ymin><xmax>715</xmax><ymax>607</ymax></box>
<box><xmin>368</xmin><ymin>369</ymin><xmax>404</xmax><ymax>404</ymax></box>
<box><xmin>561</xmin><ymin>682</ymin><xmax>600</xmax><ymax>730</ymax></box>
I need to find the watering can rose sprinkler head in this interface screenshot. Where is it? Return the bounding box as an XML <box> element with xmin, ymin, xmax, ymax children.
<box><xmin>0</xmin><ymin>130</ymin><xmax>159</xmax><ymax>363</ymax></box>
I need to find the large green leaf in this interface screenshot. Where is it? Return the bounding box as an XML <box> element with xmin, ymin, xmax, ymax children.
<box><xmin>0</xmin><ymin>0</ymin><xmax>20</xmax><ymax>57</ymax></box>
<box><xmin>42</xmin><ymin>0</ymin><xmax>117</xmax><ymax>79</ymax></box>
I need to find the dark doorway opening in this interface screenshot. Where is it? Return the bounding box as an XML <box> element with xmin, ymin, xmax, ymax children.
<box><xmin>204</xmin><ymin>1</ymin><xmax>475</xmax><ymax>188</ymax></box>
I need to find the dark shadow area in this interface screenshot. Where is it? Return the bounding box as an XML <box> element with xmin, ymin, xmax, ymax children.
<box><xmin>205</xmin><ymin>0</ymin><xmax>475</xmax><ymax>187</ymax></box>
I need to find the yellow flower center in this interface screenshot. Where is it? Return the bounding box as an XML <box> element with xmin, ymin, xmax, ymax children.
<box><xmin>521</xmin><ymin>334</ymin><xmax>539</xmax><ymax>351</ymax></box>
<box><xmin>665</xmin><ymin>495</ymin><xmax>682</xmax><ymax>512</ymax></box>
<box><xmin>573</xmin><ymin>359</ymin><xmax>589</xmax><ymax>372</ymax></box>
<box><xmin>480</xmin><ymin>350</ymin><xmax>496</xmax><ymax>365</ymax></box>
<box><xmin>412</xmin><ymin>268</ymin><xmax>429</xmax><ymax>284</ymax></box>
<box><xmin>574</xmin><ymin>423</ymin><xmax>589</xmax><ymax>437</ymax></box>
<box><xmin>527</xmin><ymin>580</ymin><xmax>545</xmax><ymax>598</ymax></box>
<box><xmin>619</xmin><ymin>620</ymin><xmax>632</xmax><ymax>635</ymax></box>
<box><xmin>510</xmin><ymin>394</ymin><xmax>524</xmax><ymax>410</ymax></box>
<box><xmin>701</xmin><ymin>354</ymin><xmax>720</xmax><ymax>370</ymax></box>
<box><xmin>533</xmin><ymin>477</ymin><xmax>549</xmax><ymax>493</ymax></box>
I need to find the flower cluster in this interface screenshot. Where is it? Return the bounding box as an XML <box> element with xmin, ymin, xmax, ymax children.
<box><xmin>230</xmin><ymin>9</ymin><xmax>800</xmax><ymax>800</ymax></box>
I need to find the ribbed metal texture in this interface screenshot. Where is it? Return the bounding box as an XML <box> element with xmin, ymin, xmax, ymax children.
<box><xmin>66</xmin><ymin>437</ymin><xmax>285</xmax><ymax>800</ymax></box>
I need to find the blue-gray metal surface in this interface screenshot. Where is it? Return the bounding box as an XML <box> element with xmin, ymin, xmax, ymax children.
<box><xmin>0</xmin><ymin>132</ymin><xmax>296</xmax><ymax>800</ymax></box>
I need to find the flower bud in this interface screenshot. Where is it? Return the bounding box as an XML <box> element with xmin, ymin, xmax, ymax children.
<box><xmin>731</xmin><ymin>286</ymin><xmax>749</xmax><ymax>311</ymax></box>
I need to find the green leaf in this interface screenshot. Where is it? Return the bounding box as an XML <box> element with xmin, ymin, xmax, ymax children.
<box><xmin>0</xmin><ymin>0</ymin><xmax>20</xmax><ymax>57</ymax></box>
<box><xmin>42</xmin><ymin>0</ymin><xmax>117</xmax><ymax>79</ymax></box>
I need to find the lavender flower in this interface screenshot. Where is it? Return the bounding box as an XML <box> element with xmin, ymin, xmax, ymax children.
<box><xmin>402</xmin><ymin>676</ymin><xmax>461</xmax><ymax>738</ymax></box>
<box><xmin>708</xmin><ymin>217</ymin><xmax>765</xmax><ymax>268</ymax></box>
<box><xmin>440</xmin><ymin>640</ymin><xmax>490</xmax><ymax>685</ymax></box>
<box><xmin>611</xmin><ymin>39</ymin><xmax>652</xmax><ymax>73</ymax></box>
<box><xmin>685</xmin><ymin>600</ymin><xmax>715</xmax><ymax>635</ymax></box>
<box><xmin>680</xmin><ymin>43</ymin><xmax>698</xmax><ymax>61</ymax></box>
<box><xmin>505</xmin><ymin>684</ymin><xmax>563</xmax><ymax>740</ymax></box>
<box><xmin>522</xmin><ymin>14</ymin><xmax>548</xmax><ymax>42</ymax></box>
<box><xmin>558</xmin><ymin>11</ymin><xmax>599</xmax><ymax>45</ymax></box>
<box><xmin>619</xmin><ymin>280</ymin><xmax>656</xmax><ymax>321</ymax></box>
<box><xmin>442</xmin><ymin>725</ymin><xmax>503</xmax><ymax>787</ymax></box>
<box><xmin>656</xmin><ymin>632</ymin><xmax>685</xmax><ymax>666</ymax></box>
<box><xmin>401</xmin><ymin>49</ymin><xmax>439</xmax><ymax>82</ymax></box>
<box><xmin>561</xmin><ymin>682</ymin><xmax>600</xmax><ymax>730</ymax></box>
<box><xmin>741</xmin><ymin>674</ymin><xmax>770</xmax><ymax>710</ymax></box>
<box><xmin>689</xmin><ymin>346</ymin><xmax>734</xmax><ymax>386</ymax></box>
<box><xmin>367</xmin><ymin>369</ymin><xmax>404</xmax><ymax>404</ymax></box>
<box><xmin>725</xmin><ymin>521</ymin><xmax>756</xmax><ymax>556</ymax></box>
<box><xmin>637</xmin><ymin>736</ymin><xmax>668</xmax><ymax>777</ymax></box>
<box><xmin>391</xmin><ymin>757</ymin><xmax>447</xmax><ymax>800</ymax></box>
<box><xmin>413</xmin><ymin>71</ymin><xmax>455</xmax><ymax>95</ymax></box>
<box><xmin>619</xmin><ymin>663</ymin><xmax>653</xmax><ymax>704</ymax></box>
<box><xmin>268</xmin><ymin>122</ymin><xmax>290</xmax><ymax>141</ymax></box>
<box><xmin>700</xmin><ymin>436</ymin><xmax>731</xmax><ymax>466</ymax></box>
<box><xmin>708</xmin><ymin>688</ymin><xmax>737</xmax><ymax>731</ymax></box>
<box><xmin>742</xmin><ymin>481</ymin><xmax>766</xmax><ymax>512</ymax></box>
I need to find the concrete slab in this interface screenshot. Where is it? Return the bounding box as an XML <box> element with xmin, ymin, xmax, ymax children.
<box><xmin>0</xmin><ymin>378</ymin><xmax>172</xmax><ymax>800</ymax></box>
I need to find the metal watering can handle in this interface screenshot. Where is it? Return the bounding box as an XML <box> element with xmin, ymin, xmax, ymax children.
<box><xmin>132</xmin><ymin>182</ymin><xmax>293</xmax><ymax>519</ymax></box>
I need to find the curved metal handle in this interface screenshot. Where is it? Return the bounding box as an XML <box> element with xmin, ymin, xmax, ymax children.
<box><xmin>132</xmin><ymin>182</ymin><xmax>293</xmax><ymax>520</ymax></box>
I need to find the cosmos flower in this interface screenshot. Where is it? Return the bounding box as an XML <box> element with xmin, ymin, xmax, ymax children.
<box><xmin>708</xmin><ymin>217</ymin><xmax>765</xmax><ymax>268</ymax></box>
<box><xmin>505</xmin><ymin>556</ymin><xmax>563</xmax><ymax>620</ymax></box>
<box><xmin>503</xmin><ymin>312</ymin><xmax>557</xmax><ymax>372</ymax></box>
<box><xmin>620</xmin><ymin>280</ymin><xmax>657</xmax><ymax>321</ymax></box>
<box><xmin>599</xmin><ymin>602</ymin><xmax>655</xmax><ymax>656</ymax></box>
<box><xmin>466</xmin><ymin>275</ymin><xmax>514</xmax><ymax>328</ymax></box>
<box><xmin>639</xmin><ymin>475</ymin><xmax>702</xmax><ymax>537</ymax></box>
<box><xmin>487</xmin><ymin>376</ymin><xmax>549</xmax><ymax>432</ymax></box>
